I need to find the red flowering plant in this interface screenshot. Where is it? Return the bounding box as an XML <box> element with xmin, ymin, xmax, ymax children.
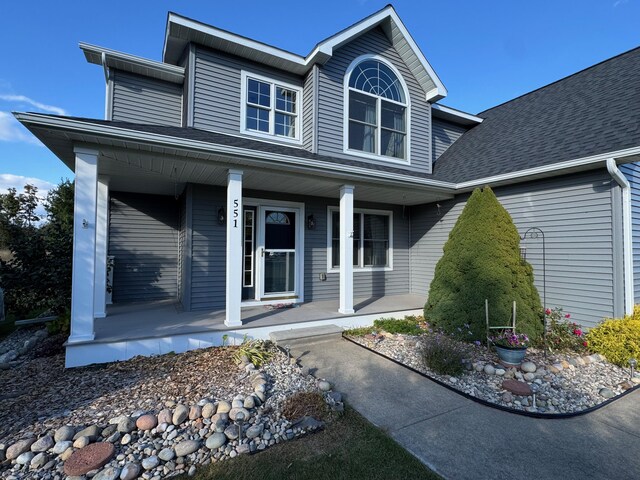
<box><xmin>490</xmin><ymin>329</ymin><xmax>530</xmax><ymax>349</ymax></box>
<box><xmin>540</xmin><ymin>307</ymin><xmax>589</xmax><ymax>353</ymax></box>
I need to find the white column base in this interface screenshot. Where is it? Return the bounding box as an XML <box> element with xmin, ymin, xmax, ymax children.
<box><xmin>338</xmin><ymin>308</ymin><xmax>355</xmax><ymax>315</ymax></box>
<box><xmin>67</xmin><ymin>333</ymin><xmax>96</xmax><ymax>344</ymax></box>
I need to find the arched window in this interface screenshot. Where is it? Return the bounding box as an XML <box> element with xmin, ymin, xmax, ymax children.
<box><xmin>265</xmin><ymin>211</ymin><xmax>290</xmax><ymax>225</ymax></box>
<box><xmin>346</xmin><ymin>58</ymin><xmax>408</xmax><ymax>160</ymax></box>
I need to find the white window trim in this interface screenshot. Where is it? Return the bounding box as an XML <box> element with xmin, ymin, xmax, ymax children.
<box><xmin>240</xmin><ymin>70</ymin><xmax>303</xmax><ymax>145</ymax></box>
<box><xmin>342</xmin><ymin>54</ymin><xmax>411</xmax><ymax>165</ymax></box>
<box><xmin>326</xmin><ymin>206</ymin><xmax>394</xmax><ymax>273</ymax></box>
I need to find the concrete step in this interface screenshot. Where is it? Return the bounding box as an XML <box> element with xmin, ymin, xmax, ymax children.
<box><xmin>269</xmin><ymin>324</ymin><xmax>343</xmax><ymax>344</ymax></box>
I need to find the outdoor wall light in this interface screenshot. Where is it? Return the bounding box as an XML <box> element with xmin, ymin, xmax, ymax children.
<box><xmin>217</xmin><ymin>207</ymin><xmax>226</xmax><ymax>226</ymax></box>
<box><xmin>307</xmin><ymin>214</ymin><xmax>316</xmax><ymax>230</ymax></box>
<box><xmin>630</xmin><ymin>358</ymin><xmax>637</xmax><ymax>379</ymax></box>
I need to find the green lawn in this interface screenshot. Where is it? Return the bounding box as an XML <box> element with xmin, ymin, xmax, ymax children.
<box><xmin>187</xmin><ymin>407</ymin><xmax>439</xmax><ymax>480</ymax></box>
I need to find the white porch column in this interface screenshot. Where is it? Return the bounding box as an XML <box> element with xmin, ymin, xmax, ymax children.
<box><xmin>339</xmin><ymin>185</ymin><xmax>355</xmax><ymax>314</ymax></box>
<box><xmin>69</xmin><ymin>147</ymin><xmax>99</xmax><ymax>343</ymax></box>
<box><xmin>93</xmin><ymin>176</ymin><xmax>109</xmax><ymax>318</ymax></box>
<box><xmin>225</xmin><ymin>169</ymin><xmax>244</xmax><ymax>327</ymax></box>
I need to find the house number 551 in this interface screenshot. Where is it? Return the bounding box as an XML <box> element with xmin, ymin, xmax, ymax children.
<box><xmin>233</xmin><ymin>199</ymin><xmax>239</xmax><ymax>228</ymax></box>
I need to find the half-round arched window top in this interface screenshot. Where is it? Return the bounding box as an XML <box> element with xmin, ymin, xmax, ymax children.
<box><xmin>348</xmin><ymin>60</ymin><xmax>406</xmax><ymax>103</ymax></box>
<box><xmin>346</xmin><ymin>57</ymin><xmax>408</xmax><ymax>161</ymax></box>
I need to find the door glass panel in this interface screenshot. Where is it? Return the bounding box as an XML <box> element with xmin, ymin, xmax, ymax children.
<box><xmin>263</xmin><ymin>210</ymin><xmax>296</xmax><ymax>295</ymax></box>
<box><xmin>264</xmin><ymin>251</ymin><xmax>295</xmax><ymax>293</ymax></box>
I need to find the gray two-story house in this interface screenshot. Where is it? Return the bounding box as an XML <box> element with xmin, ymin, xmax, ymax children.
<box><xmin>15</xmin><ymin>5</ymin><xmax>640</xmax><ymax>366</ymax></box>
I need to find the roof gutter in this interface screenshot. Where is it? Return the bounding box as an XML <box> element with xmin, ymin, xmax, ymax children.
<box><xmin>607</xmin><ymin>158</ymin><xmax>634</xmax><ymax>315</ymax></box>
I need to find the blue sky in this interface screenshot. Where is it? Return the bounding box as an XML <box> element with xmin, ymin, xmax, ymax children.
<box><xmin>0</xmin><ymin>0</ymin><xmax>638</xmax><ymax>194</ymax></box>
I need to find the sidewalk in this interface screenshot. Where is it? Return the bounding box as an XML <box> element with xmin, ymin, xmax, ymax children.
<box><xmin>289</xmin><ymin>337</ymin><xmax>640</xmax><ymax>480</ymax></box>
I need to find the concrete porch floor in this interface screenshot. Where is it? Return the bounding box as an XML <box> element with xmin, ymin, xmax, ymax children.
<box><xmin>95</xmin><ymin>294</ymin><xmax>425</xmax><ymax>343</ymax></box>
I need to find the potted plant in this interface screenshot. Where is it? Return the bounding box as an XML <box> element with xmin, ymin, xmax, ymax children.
<box><xmin>490</xmin><ymin>330</ymin><xmax>530</xmax><ymax>366</ymax></box>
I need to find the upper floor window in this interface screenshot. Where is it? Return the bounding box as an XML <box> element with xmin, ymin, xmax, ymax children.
<box><xmin>241</xmin><ymin>71</ymin><xmax>301</xmax><ymax>143</ymax></box>
<box><xmin>345</xmin><ymin>58</ymin><xmax>408</xmax><ymax>161</ymax></box>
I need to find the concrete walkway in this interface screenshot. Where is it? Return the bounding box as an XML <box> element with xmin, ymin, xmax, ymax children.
<box><xmin>289</xmin><ymin>336</ymin><xmax>640</xmax><ymax>480</ymax></box>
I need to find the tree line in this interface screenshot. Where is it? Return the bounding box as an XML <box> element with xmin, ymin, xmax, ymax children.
<box><xmin>0</xmin><ymin>181</ymin><xmax>74</xmax><ymax>318</ymax></box>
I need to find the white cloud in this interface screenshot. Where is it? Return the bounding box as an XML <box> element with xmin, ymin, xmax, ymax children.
<box><xmin>0</xmin><ymin>111</ymin><xmax>41</xmax><ymax>145</ymax></box>
<box><xmin>0</xmin><ymin>173</ymin><xmax>55</xmax><ymax>196</ymax></box>
<box><xmin>0</xmin><ymin>94</ymin><xmax>67</xmax><ymax>116</ymax></box>
<box><xmin>613</xmin><ymin>0</ymin><xmax>628</xmax><ymax>7</ymax></box>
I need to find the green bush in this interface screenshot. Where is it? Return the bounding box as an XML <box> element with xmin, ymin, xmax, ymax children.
<box><xmin>46</xmin><ymin>310</ymin><xmax>70</xmax><ymax>335</ymax></box>
<box><xmin>373</xmin><ymin>316</ymin><xmax>423</xmax><ymax>335</ymax></box>
<box><xmin>420</xmin><ymin>333</ymin><xmax>469</xmax><ymax>376</ymax></box>
<box><xmin>343</xmin><ymin>326</ymin><xmax>377</xmax><ymax>337</ymax></box>
<box><xmin>424</xmin><ymin>187</ymin><xmax>543</xmax><ymax>341</ymax></box>
<box><xmin>587</xmin><ymin>308</ymin><xmax>640</xmax><ymax>367</ymax></box>
<box><xmin>233</xmin><ymin>339</ymin><xmax>274</xmax><ymax>367</ymax></box>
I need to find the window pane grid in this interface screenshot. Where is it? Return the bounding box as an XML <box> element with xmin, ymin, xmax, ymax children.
<box><xmin>331</xmin><ymin>211</ymin><xmax>389</xmax><ymax>268</ymax></box>
<box><xmin>245</xmin><ymin>75</ymin><xmax>299</xmax><ymax>140</ymax></box>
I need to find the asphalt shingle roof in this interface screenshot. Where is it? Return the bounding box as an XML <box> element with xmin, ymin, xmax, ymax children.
<box><xmin>432</xmin><ymin>47</ymin><xmax>640</xmax><ymax>183</ymax></box>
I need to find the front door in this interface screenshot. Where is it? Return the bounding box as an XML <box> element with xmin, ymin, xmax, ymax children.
<box><xmin>259</xmin><ymin>207</ymin><xmax>299</xmax><ymax>299</ymax></box>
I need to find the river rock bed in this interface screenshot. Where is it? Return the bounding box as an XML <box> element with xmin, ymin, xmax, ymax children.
<box><xmin>348</xmin><ymin>332</ymin><xmax>639</xmax><ymax>414</ymax></box>
<box><xmin>0</xmin><ymin>343</ymin><xmax>341</xmax><ymax>479</ymax></box>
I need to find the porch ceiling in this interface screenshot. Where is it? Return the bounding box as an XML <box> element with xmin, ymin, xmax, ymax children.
<box><xmin>22</xmin><ymin>119</ymin><xmax>453</xmax><ymax>205</ymax></box>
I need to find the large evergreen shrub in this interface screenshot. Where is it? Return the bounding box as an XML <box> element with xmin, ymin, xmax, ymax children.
<box><xmin>424</xmin><ymin>187</ymin><xmax>543</xmax><ymax>341</ymax></box>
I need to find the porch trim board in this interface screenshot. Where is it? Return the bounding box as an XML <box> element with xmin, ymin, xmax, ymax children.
<box><xmin>64</xmin><ymin>308</ymin><xmax>422</xmax><ymax>367</ymax></box>
<box><xmin>225</xmin><ymin>169</ymin><xmax>244</xmax><ymax>327</ymax></box>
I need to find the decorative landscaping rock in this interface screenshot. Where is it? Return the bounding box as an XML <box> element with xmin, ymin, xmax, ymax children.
<box><xmin>74</xmin><ymin>425</ymin><xmax>100</xmax><ymax>441</ymax></box>
<box><xmin>73</xmin><ymin>436</ymin><xmax>90</xmax><ymax>449</ymax></box>
<box><xmin>6</xmin><ymin>438</ymin><xmax>36</xmax><ymax>460</ymax></box>
<box><xmin>244</xmin><ymin>396</ymin><xmax>256</xmax><ymax>409</ymax></box>
<box><xmin>521</xmin><ymin>361</ymin><xmax>536</xmax><ymax>373</ymax></box>
<box><xmin>94</xmin><ymin>466</ymin><xmax>121</xmax><ymax>480</ymax></box>
<box><xmin>64</xmin><ymin>442</ymin><xmax>115</xmax><ymax>476</ymax></box>
<box><xmin>116</xmin><ymin>416</ymin><xmax>136</xmax><ymax>433</ymax></box>
<box><xmin>54</xmin><ymin>425</ymin><xmax>76</xmax><ymax>442</ymax></box>
<box><xmin>246</xmin><ymin>424</ymin><xmax>264</xmax><ymax>439</ymax></box>
<box><xmin>229</xmin><ymin>407</ymin><xmax>250</xmax><ymax>421</ymax></box>
<box><xmin>119</xmin><ymin>462</ymin><xmax>141</xmax><ymax>480</ymax></box>
<box><xmin>224</xmin><ymin>424</ymin><xmax>240</xmax><ymax>440</ymax></box>
<box><xmin>53</xmin><ymin>440</ymin><xmax>73</xmax><ymax>454</ymax></box>
<box><xmin>202</xmin><ymin>402</ymin><xmax>216</xmax><ymax>418</ymax></box>
<box><xmin>484</xmin><ymin>364</ymin><xmax>496</xmax><ymax>375</ymax></box>
<box><xmin>135</xmin><ymin>413</ymin><xmax>157</xmax><ymax>431</ymax></box>
<box><xmin>158</xmin><ymin>447</ymin><xmax>175</xmax><ymax>461</ymax></box>
<box><xmin>157</xmin><ymin>408</ymin><xmax>172</xmax><ymax>425</ymax></box>
<box><xmin>172</xmin><ymin>404</ymin><xmax>189</xmax><ymax>425</ymax></box>
<box><xmin>502</xmin><ymin>380</ymin><xmax>533</xmax><ymax>396</ymax></box>
<box><xmin>217</xmin><ymin>400</ymin><xmax>232</xmax><ymax>414</ymax></box>
<box><xmin>175</xmin><ymin>439</ymin><xmax>200</xmax><ymax>457</ymax></box>
<box><xmin>31</xmin><ymin>452</ymin><xmax>48</xmax><ymax>468</ymax></box>
<box><xmin>599</xmin><ymin>387</ymin><xmax>615</xmax><ymax>399</ymax></box>
<box><xmin>30</xmin><ymin>434</ymin><xmax>54</xmax><ymax>452</ymax></box>
<box><xmin>141</xmin><ymin>455</ymin><xmax>159</xmax><ymax>470</ymax></box>
<box><xmin>205</xmin><ymin>433</ymin><xmax>227</xmax><ymax>450</ymax></box>
<box><xmin>16</xmin><ymin>451</ymin><xmax>35</xmax><ymax>465</ymax></box>
<box><xmin>189</xmin><ymin>405</ymin><xmax>202</xmax><ymax>420</ymax></box>
<box><xmin>318</xmin><ymin>380</ymin><xmax>331</xmax><ymax>391</ymax></box>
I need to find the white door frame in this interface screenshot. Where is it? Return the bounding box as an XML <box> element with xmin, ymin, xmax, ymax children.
<box><xmin>243</xmin><ymin>198</ymin><xmax>305</xmax><ymax>305</ymax></box>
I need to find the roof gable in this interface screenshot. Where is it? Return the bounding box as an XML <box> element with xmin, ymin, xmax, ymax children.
<box><xmin>163</xmin><ymin>5</ymin><xmax>446</xmax><ymax>101</ymax></box>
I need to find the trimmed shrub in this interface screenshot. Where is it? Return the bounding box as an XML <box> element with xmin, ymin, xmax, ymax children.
<box><xmin>420</xmin><ymin>334</ymin><xmax>469</xmax><ymax>376</ymax></box>
<box><xmin>587</xmin><ymin>309</ymin><xmax>640</xmax><ymax>367</ymax></box>
<box><xmin>424</xmin><ymin>187</ymin><xmax>543</xmax><ymax>341</ymax></box>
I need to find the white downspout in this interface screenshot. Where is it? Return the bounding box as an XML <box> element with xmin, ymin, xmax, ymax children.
<box><xmin>607</xmin><ymin>158</ymin><xmax>634</xmax><ymax>314</ymax></box>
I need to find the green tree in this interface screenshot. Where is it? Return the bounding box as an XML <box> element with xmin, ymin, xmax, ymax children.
<box><xmin>0</xmin><ymin>180</ymin><xmax>74</xmax><ymax>317</ymax></box>
<box><xmin>424</xmin><ymin>187</ymin><xmax>543</xmax><ymax>341</ymax></box>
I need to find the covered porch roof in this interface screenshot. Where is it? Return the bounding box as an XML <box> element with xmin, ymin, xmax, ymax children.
<box><xmin>15</xmin><ymin>113</ymin><xmax>454</xmax><ymax>206</ymax></box>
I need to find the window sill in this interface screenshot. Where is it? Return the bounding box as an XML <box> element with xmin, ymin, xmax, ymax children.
<box><xmin>343</xmin><ymin>148</ymin><xmax>410</xmax><ymax>166</ymax></box>
<box><xmin>241</xmin><ymin>128</ymin><xmax>303</xmax><ymax>146</ymax></box>
<box><xmin>327</xmin><ymin>267</ymin><xmax>393</xmax><ymax>274</ymax></box>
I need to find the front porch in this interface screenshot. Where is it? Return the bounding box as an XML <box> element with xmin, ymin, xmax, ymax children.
<box><xmin>65</xmin><ymin>294</ymin><xmax>424</xmax><ymax>367</ymax></box>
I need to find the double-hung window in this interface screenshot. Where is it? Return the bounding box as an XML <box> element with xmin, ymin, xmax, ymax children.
<box><xmin>346</xmin><ymin>58</ymin><xmax>408</xmax><ymax>160</ymax></box>
<box><xmin>329</xmin><ymin>208</ymin><xmax>392</xmax><ymax>269</ymax></box>
<box><xmin>242</xmin><ymin>71</ymin><xmax>301</xmax><ymax>142</ymax></box>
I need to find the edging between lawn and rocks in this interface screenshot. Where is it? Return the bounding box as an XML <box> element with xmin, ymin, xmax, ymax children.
<box><xmin>0</xmin><ymin>346</ymin><xmax>343</xmax><ymax>480</ymax></box>
<box><xmin>344</xmin><ymin>334</ymin><xmax>640</xmax><ymax>419</ymax></box>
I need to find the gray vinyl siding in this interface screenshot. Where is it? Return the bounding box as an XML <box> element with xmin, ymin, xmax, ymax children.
<box><xmin>192</xmin><ymin>47</ymin><xmax>304</xmax><ymax>143</ymax></box>
<box><xmin>108</xmin><ymin>192</ymin><xmax>180</xmax><ymax>303</ymax></box>
<box><xmin>316</xmin><ymin>27</ymin><xmax>432</xmax><ymax>174</ymax></box>
<box><xmin>621</xmin><ymin>162</ymin><xmax>640</xmax><ymax>302</ymax></box>
<box><xmin>111</xmin><ymin>70</ymin><xmax>183</xmax><ymax>126</ymax></box>
<box><xmin>302</xmin><ymin>68</ymin><xmax>315</xmax><ymax>151</ymax></box>
<box><xmin>432</xmin><ymin>118</ymin><xmax>468</xmax><ymax>161</ymax></box>
<box><xmin>187</xmin><ymin>184</ymin><xmax>410</xmax><ymax>310</ymax></box>
<box><xmin>410</xmin><ymin>170</ymin><xmax>617</xmax><ymax>327</ymax></box>
<box><xmin>190</xmin><ymin>184</ymin><xmax>226</xmax><ymax>310</ymax></box>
